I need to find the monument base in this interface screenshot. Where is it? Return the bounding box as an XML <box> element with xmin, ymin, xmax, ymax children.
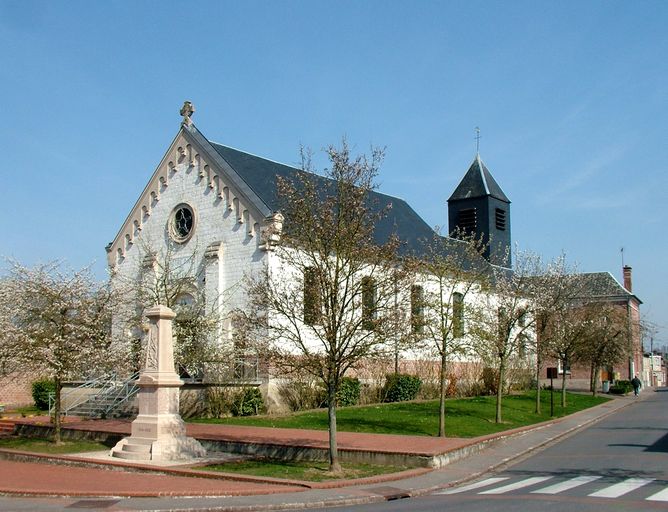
<box><xmin>111</xmin><ymin>411</ymin><xmax>206</xmax><ymax>461</ymax></box>
<box><xmin>111</xmin><ymin>435</ymin><xmax>206</xmax><ymax>462</ymax></box>
<box><xmin>111</xmin><ymin>305</ymin><xmax>207</xmax><ymax>462</ymax></box>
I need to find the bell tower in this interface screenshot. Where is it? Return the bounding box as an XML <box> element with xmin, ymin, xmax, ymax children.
<box><xmin>447</xmin><ymin>154</ymin><xmax>511</xmax><ymax>267</ymax></box>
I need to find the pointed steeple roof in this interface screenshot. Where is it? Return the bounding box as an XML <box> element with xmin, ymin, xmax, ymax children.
<box><xmin>448</xmin><ymin>154</ymin><xmax>510</xmax><ymax>203</ymax></box>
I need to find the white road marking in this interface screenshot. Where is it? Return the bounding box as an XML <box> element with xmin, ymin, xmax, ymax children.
<box><xmin>478</xmin><ymin>476</ymin><xmax>553</xmax><ymax>494</ymax></box>
<box><xmin>437</xmin><ymin>477</ymin><xmax>509</xmax><ymax>495</ymax></box>
<box><xmin>531</xmin><ymin>475</ymin><xmax>602</xmax><ymax>494</ymax></box>
<box><xmin>646</xmin><ymin>487</ymin><xmax>668</xmax><ymax>502</ymax></box>
<box><xmin>588</xmin><ymin>478</ymin><xmax>655</xmax><ymax>498</ymax></box>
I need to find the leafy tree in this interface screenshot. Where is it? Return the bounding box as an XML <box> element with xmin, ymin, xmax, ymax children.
<box><xmin>0</xmin><ymin>261</ymin><xmax>124</xmax><ymax>442</ymax></box>
<box><xmin>239</xmin><ymin>140</ymin><xmax>407</xmax><ymax>473</ymax></box>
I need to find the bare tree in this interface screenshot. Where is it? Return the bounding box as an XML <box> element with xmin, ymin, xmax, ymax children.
<box><xmin>412</xmin><ymin>229</ymin><xmax>490</xmax><ymax>436</ymax></box>
<box><xmin>471</xmin><ymin>250</ymin><xmax>542</xmax><ymax>423</ymax></box>
<box><xmin>239</xmin><ymin>141</ymin><xmax>407</xmax><ymax>473</ymax></box>
<box><xmin>115</xmin><ymin>242</ymin><xmax>228</xmax><ymax>379</ymax></box>
<box><xmin>0</xmin><ymin>261</ymin><xmax>125</xmax><ymax>442</ymax></box>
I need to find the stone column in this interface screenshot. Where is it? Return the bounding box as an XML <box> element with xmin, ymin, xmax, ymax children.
<box><xmin>111</xmin><ymin>305</ymin><xmax>206</xmax><ymax>461</ymax></box>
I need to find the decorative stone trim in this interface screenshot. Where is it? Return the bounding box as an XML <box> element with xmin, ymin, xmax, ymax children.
<box><xmin>106</xmin><ymin>129</ymin><xmax>264</xmax><ymax>269</ymax></box>
<box><xmin>204</xmin><ymin>241</ymin><xmax>223</xmax><ymax>260</ymax></box>
<box><xmin>261</xmin><ymin>212</ymin><xmax>284</xmax><ymax>251</ymax></box>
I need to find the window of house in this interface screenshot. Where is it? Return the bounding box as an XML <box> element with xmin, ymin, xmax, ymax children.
<box><xmin>558</xmin><ymin>359</ymin><xmax>571</xmax><ymax>375</ymax></box>
<box><xmin>452</xmin><ymin>292</ymin><xmax>464</xmax><ymax>337</ymax></box>
<box><xmin>495</xmin><ymin>208</ymin><xmax>506</xmax><ymax>231</ymax></box>
<box><xmin>411</xmin><ymin>285</ymin><xmax>424</xmax><ymax>334</ymax></box>
<box><xmin>303</xmin><ymin>267</ymin><xmax>321</xmax><ymax>325</ymax></box>
<box><xmin>457</xmin><ymin>208</ymin><xmax>477</xmax><ymax>232</ymax></box>
<box><xmin>362</xmin><ymin>276</ymin><xmax>377</xmax><ymax>330</ymax></box>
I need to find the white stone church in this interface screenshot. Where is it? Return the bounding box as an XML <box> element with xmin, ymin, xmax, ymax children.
<box><xmin>106</xmin><ymin>102</ymin><xmax>514</xmax><ymax>407</ymax></box>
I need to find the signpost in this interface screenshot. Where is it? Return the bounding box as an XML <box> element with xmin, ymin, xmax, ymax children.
<box><xmin>547</xmin><ymin>367</ymin><xmax>558</xmax><ymax>417</ymax></box>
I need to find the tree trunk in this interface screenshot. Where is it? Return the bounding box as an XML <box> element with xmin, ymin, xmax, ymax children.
<box><xmin>560</xmin><ymin>360</ymin><xmax>567</xmax><ymax>408</ymax></box>
<box><xmin>535</xmin><ymin>353</ymin><xmax>541</xmax><ymax>414</ymax></box>
<box><xmin>327</xmin><ymin>386</ymin><xmax>341</xmax><ymax>473</ymax></box>
<box><xmin>438</xmin><ymin>351</ymin><xmax>447</xmax><ymax>437</ymax></box>
<box><xmin>53</xmin><ymin>376</ymin><xmax>62</xmax><ymax>444</ymax></box>
<box><xmin>591</xmin><ymin>364</ymin><xmax>599</xmax><ymax>397</ymax></box>
<box><xmin>495</xmin><ymin>360</ymin><xmax>505</xmax><ymax>424</ymax></box>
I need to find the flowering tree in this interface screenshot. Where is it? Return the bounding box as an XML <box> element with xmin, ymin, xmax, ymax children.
<box><xmin>0</xmin><ymin>261</ymin><xmax>125</xmax><ymax>442</ymax></box>
<box><xmin>577</xmin><ymin>303</ymin><xmax>630</xmax><ymax>396</ymax></box>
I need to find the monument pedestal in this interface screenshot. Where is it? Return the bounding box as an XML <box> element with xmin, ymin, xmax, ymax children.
<box><xmin>111</xmin><ymin>305</ymin><xmax>206</xmax><ymax>462</ymax></box>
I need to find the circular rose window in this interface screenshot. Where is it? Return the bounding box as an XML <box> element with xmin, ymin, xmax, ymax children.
<box><xmin>169</xmin><ymin>203</ymin><xmax>196</xmax><ymax>243</ymax></box>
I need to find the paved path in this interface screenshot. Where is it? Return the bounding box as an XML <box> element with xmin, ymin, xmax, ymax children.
<box><xmin>0</xmin><ymin>391</ymin><xmax>649</xmax><ymax>511</ymax></box>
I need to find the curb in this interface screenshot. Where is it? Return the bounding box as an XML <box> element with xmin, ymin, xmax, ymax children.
<box><xmin>0</xmin><ymin>393</ymin><xmax>640</xmax><ymax>505</ymax></box>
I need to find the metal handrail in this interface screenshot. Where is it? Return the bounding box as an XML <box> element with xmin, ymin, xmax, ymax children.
<box><xmin>48</xmin><ymin>373</ymin><xmax>118</xmax><ymax>415</ymax></box>
<box><xmin>48</xmin><ymin>372</ymin><xmax>138</xmax><ymax>417</ymax></box>
<box><xmin>99</xmin><ymin>372</ymin><xmax>140</xmax><ymax>417</ymax></box>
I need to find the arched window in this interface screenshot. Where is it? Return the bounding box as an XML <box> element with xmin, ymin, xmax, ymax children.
<box><xmin>452</xmin><ymin>292</ymin><xmax>464</xmax><ymax>338</ymax></box>
<box><xmin>303</xmin><ymin>267</ymin><xmax>321</xmax><ymax>325</ymax></box>
<box><xmin>361</xmin><ymin>276</ymin><xmax>377</xmax><ymax>331</ymax></box>
<box><xmin>411</xmin><ymin>285</ymin><xmax>425</xmax><ymax>334</ymax></box>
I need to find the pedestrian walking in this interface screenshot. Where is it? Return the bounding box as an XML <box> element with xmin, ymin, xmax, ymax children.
<box><xmin>631</xmin><ymin>375</ymin><xmax>642</xmax><ymax>396</ymax></box>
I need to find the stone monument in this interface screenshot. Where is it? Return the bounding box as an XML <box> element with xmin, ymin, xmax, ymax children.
<box><xmin>111</xmin><ymin>305</ymin><xmax>206</xmax><ymax>461</ymax></box>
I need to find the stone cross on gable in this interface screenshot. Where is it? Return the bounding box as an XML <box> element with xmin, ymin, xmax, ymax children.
<box><xmin>180</xmin><ymin>101</ymin><xmax>195</xmax><ymax>126</ymax></box>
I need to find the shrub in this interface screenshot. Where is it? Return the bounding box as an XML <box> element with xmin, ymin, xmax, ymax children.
<box><xmin>231</xmin><ymin>387</ymin><xmax>264</xmax><ymax>416</ymax></box>
<box><xmin>205</xmin><ymin>386</ymin><xmax>233</xmax><ymax>418</ymax></box>
<box><xmin>417</xmin><ymin>380</ymin><xmax>440</xmax><ymax>400</ymax></box>
<box><xmin>336</xmin><ymin>377</ymin><xmax>361</xmax><ymax>407</ymax></box>
<box><xmin>382</xmin><ymin>373</ymin><xmax>422</xmax><ymax>402</ymax></box>
<box><xmin>277</xmin><ymin>380</ymin><xmax>326</xmax><ymax>412</ymax></box>
<box><xmin>481</xmin><ymin>368</ymin><xmax>498</xmax><ymax>395</ymax></box>
<box><xmin>610</xmin><ymin>380</ymin><xmax>633</xmax><ymax>395</ymax></box>
<box><xmin>32</xmin><ymin>379</ymin><xmax>55</xmax><ymax>410</ymax></box>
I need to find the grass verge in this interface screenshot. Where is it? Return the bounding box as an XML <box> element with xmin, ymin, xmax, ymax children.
<box><xmin>0</xmin><ymin>437</ymin><xmax>112</xmax><ymax>454</ymax></box>
<box><xmin>192</xmin><ymin>390</ymin><xmax>609</xmax><ymax>438</ymax></box>
<box><xmin>200</xmin><ymin>459</ymin><xmax>408</xmax><ymax>482</ymax></box>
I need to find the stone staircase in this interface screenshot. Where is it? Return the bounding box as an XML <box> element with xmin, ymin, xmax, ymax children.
<box><xmin>112</xmin><ymin>438</ymin><xmax>153</xmax><ymax>460</ymax></box>
<box><xmin>0</xmin><ymin>420</ymin><xmax>16</xmax><ymax>437</ymax></box>
<box><xmin>60</xmin><ymin>373</ymin><xmax>140</xmax><ymax>419</ymax></box>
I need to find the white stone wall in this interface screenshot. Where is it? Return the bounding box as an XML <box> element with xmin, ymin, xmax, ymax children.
<box><xmin>110</xmin><ymin>131</ymin><xmax>268</xmax><ymax>355</ymax></box>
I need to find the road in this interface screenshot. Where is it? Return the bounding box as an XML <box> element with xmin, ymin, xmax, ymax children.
<box><xmin>316</xmin><ymin>388</ymin><xmax>668</xmax><ymax>512</ymax></box>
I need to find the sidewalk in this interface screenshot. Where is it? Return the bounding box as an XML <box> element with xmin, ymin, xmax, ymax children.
<box><xmin>0</xmin><ymin>392</ymin><xmax>645</xmax><ymax>510</ymax></box>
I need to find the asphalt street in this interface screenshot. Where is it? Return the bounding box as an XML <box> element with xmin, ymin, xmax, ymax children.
<box><xmin>321</xmin><ymin>388</ymin><xmax>668</xmax><ymax>512</ymax></box>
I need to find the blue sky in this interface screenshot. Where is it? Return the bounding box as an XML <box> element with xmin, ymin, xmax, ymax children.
<box><xmin>1</xmin><ymin>1</ymin><xmax>666</xmax><ymax>348</ymax></box>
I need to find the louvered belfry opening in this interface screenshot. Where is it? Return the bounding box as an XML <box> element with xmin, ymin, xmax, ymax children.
<box><xmin>495</xmin><ymin>208</ymin><xmax>506</xmax><ymax>231</ymax></box>
<box><xmin>458</xmin><ymin>207</ymin><xmax>477</xmax><ymax>232</ymax></box>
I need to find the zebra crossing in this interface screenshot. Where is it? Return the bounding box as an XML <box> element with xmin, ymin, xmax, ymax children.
<box><xmin>437</xmin><ymin>474</ymin><xmax>668</xmax><ymax>501</ymax></box>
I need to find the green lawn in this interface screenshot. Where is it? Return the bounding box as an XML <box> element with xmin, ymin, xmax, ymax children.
<box><xmin>201</xmin><ymin>459</ymin><xmax>408</xmax><ymax>481</ymax></box>
<box><xmin>0</xmin><ymin>437</ymin><xmax>112</xmax><ymax>454</ymax></box>
<box><xmin>192</xmin><ymin>391</ymin><xmax>608</xmax><ymax>438</ymax></box>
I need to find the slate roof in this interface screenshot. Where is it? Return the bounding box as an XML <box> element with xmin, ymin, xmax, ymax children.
<box><xmin>208</xmin><ymin>141</ymin><xmax>438</xmax><ymax>257</ymax></box>
<box><xmin>448</xmin><ymin>154</ymin><xmax>510</xmax><ymax>203</ymax></box>
<box><xmin>570</xmin><ymin>272</ymin><xmax>642</xmax><ymax>303</ymax></box>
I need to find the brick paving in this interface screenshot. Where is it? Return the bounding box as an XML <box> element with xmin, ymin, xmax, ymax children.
<box><xmin>0</xmin><ymin>395</ymin><xmax>639</xmax><ymax>501</ymax></box>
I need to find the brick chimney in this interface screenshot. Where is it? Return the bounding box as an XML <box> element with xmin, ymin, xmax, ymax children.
<box><xmin>623</xmin><ymin>265</ymin><xmax>632</xmax><ymax>292</ymax></box>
